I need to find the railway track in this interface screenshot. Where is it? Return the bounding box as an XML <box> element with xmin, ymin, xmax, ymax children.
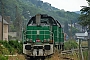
<box><xmin>45</xmin><ymin>50</ymin><xmax>75</xmax><ymax>60</ymax></box>
<box><xmin>25</xmin><ymin>48</ymin><xmax>87</xmax><ymax>60</ymax></box>
<box><xmin>25</xmin><ymin>50</ymin><xmax>76</xmax><ymax>60</ymax></box>
<box><xmin>8</xmin><ymin>49</ymin><xmax>79</xmax><ymax>60</ymax></box>
<box><xmin>60</xmin><ymin>50</ymin><xmax>74</xmax><ymax>60</ymax></box>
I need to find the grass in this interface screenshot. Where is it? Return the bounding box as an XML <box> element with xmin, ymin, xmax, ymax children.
<box><xmin>8</xmin><ymin>54</ymin><xmax>25</xmax><ymax>60</ymax></box>
<box><xmin>81</xmin><ymin>41</ymin><xmax>88</xmax><ymax>47</ymax></box>
<box><xmin>45</xmin><ymin>50</ymin><xmax>80</xmax><ymax>60</ymax></box>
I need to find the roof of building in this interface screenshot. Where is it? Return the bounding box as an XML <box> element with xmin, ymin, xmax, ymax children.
<box><xmin>75</xmin><ymin>31</ymin><xmax>88</xmax><ymax>37</ymax></box>
<box><xmin>0</xmin><ymin>15</ymin><xmax>9</xmax><ymax>24</ymax></box>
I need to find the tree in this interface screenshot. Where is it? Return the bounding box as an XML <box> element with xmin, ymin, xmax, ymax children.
<box><xmin>86</xmin><ymin>0</ymin><xmax>90</xmax><ymax>2</ymax></box>
<box><xmin>79</xmin><ymin>0</ymin><xmax>90</xmax><ymax>29</ymax></box>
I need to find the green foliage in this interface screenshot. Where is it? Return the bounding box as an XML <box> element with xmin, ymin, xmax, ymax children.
<box><xmin>86</xmin><ymin>0</ymin><xmax>90</xmax><ymax>2</ymax></box>
<box><xmin>83</xmin><ymin>50</ymin><xmax>88</xmax><ymax>60</ymax></box>
<box><xmin>79</xmin><ymin>7</ymin><xmax>90</xmax><ymax>27</ymax></box>
<box><xmin>0</xmin><ymin>44</ymin><xmax>10</xmax><ymax>55</ymax></box>
<box><xmin>69</xmin><ymin>27</ymin><xmax>80</xmax><ymax>36</ymax></box>
<box><xmin>0</xmin><ymin>55</ymin><xmax>8</xmax><ymax>60</ymax></box>
<box><xmin>0</xmin><ymin>40</ymin><xmax>23</xmax><ymax>54</ymax></box>
<box><xmin>10</xmin><ymin>24</ymin><xmax>16</xmax><ymax>32</ymax></box>
<box><xmin>8</xmin><ymin>40</ymin><xmax>23</xmax><ymax>54</ymax></box>
<box><xmin>79</xmin><ymin>0</ymin><xmax>90</xmax><ymax>29</ymax></box>
<box><xmin>0</xmin><ymin>0</ymin><xmax>79</xmax><ymax>30</ymax></box>
<box><xmin>64</xmin><ymin>40</ymin><xmax>78</xmax><ymax>50</ymax></box>
<box><xmin>0</xmin><ymin>40</ymin><xmax>23</xmax><ymax>60</ymax></box>
<box><xmin>0</xmin><ymin>41</ymin><xmax>15</xmax><ymax>54</ymax></box>
<box><xmin>0</xmin><ymin>43</ymin><xmax>9</xmax><ymax>60</ymax></box>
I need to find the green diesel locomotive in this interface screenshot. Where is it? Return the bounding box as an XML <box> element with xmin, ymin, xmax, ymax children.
<box><xmin>22</xmin><ymin>14</ymin><xmax>64</xmax><ymax>58</ymax></box>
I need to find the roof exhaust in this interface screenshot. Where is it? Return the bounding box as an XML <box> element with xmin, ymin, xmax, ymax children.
<box><xmin>36</xmin><ymin>14</ymin><xmax>41</xmax><ymax>25</ymax></box>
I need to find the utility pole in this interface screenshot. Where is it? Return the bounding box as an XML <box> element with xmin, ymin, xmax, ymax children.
<box><xmin>15</xmin><ymin>6</ymin><xmax>19</xmax><ymax>40</ymax></box>
<box><xmin>79</xmin><ymin>39</ymin><xmax>82</xmax><ymax>60</ymax></box>
<box><xmin>70</xmin><ymin>20</ymin><xmax>72</xmax><ymax>39</ymax></box>
<box><xmin>88</xmin><ymin>29</ymin><xmax>90</xmax><ymax>60</ymax></box>
<box><xmin>15</xmin><ymin>6</ymin><xmax>21</xmax><ymax>40</ymax></box>
<box><xmin>1</xmin><ymin>0</ymin><xmax>4</xmax><ymax>40</ymax></box>
<box><xmin>88</xmin><ymin>39</ymin><xmax>90</xmax><ymax>60</ymax></box>
<box><xmin>79</xmin><ymin>39</ymin><xmax>84</xmax><ymax>60</ymax></box>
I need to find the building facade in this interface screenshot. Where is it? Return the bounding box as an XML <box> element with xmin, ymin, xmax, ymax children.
<box><xmin>0</xmin><ymin>16</ymin><xmax>9</xmax><ymax>41</ymax></box>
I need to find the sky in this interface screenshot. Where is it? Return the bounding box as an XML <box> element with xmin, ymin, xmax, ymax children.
<box><xmin>41</xmin><ymin>0</ymin><xmax>88</xmax><ymax>11</ymax></box>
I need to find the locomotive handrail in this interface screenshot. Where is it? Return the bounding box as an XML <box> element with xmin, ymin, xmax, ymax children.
<box><xmin>26</xmin><ymin>30</ymin><xmax>50</xmax><ymax>31</ymax></box>
<box><xmin>26</xmin><ymin>30</ymin><xmax>51</xmax><ymax>39</ymax></box>
<box><xmin>28</xmin><ymin>24</ymin><xmax>50</xmax><ymax>26</ymax></box>
<box><xmin>26</xmin><ymin>34</ymin><xmax>50</xmax><ymax>35</ymax></box>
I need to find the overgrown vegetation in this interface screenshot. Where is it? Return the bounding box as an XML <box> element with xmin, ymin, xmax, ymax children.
<box><xmin>64</xmin><ymin>39</ymin><xmax>78</xmax><ymax>50</ymax></box>
<box><xmin>0</xmin><ymin>40</ymin><xmax>23</xmax><ymax>60</ymax></box>
<box><xmin>0</xmin><ymin>43</ymin><xmax>9</xmax><ymax>60</ymax></box>
<box><xmin>83</xmin><ymin>50</ymin><xmax>88</xmax><ymax>60</ymax></box>
<box><xmin>0</xmin><ymin>40</ymin><xmax>23</xmax><ymax>54</ymax></box>
<box><xmin>0</xmin><ymin>55</ymin><xmax>8</xmax><ymax>60</ymax></box>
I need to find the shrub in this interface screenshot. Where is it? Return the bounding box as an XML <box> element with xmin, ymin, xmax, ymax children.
<box><xmin>8</xmin><ymin>40</ymin><xmax>23</xmax><ymax>54</ymax></box>
<box><xmin>64</xmin><ymin>39</ymin><xmax>78</xmax><ymax>50</ymax></box>
<box><xmin>0</xmin><ymin>55</ymin><xmax>8</xmax><ymax>60</ymax></box>
<box><xmin>0</xmin><ymin>40</ymin><xmax>23</xmax><ymax>54</ymax></box>
<box><xmin>0</xmin><ymin>43</ymin><xmax>10</xmax><ymax>55</ymax></box>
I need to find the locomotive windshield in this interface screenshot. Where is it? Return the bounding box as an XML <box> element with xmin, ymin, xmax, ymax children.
<box><xmin>27</xmin><ymin>14</ymin><xmax>57</xmax><ymax>26</ymax></box>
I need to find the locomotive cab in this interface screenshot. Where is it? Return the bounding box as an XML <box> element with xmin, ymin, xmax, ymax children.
<box><xmin>22</xmin><ymin>14</ymin><xmax>64</xmax><ymax>59</ymax></box>
<box><xmin>23</xmin><ymin>14</ymin><xmax>56</xmax><ymax>57</ymax></box>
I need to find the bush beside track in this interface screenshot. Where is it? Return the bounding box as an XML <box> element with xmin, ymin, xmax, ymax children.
<box><xmin>0</xmin><ymin>39</ymin><xmax>88</xmax><ymax>60</ymax></box>
<box><xmin>0</xmin><ymin>40</ymin><xmax>23</xmax><ymax>60</ymax></box>
<box><xmin>64</xmin><ymin>39</ymin><xmax>78</xmax><ymax>50</ymax></box>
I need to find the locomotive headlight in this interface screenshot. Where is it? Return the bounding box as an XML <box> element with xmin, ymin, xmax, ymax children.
<box><xmin>44</xmin><ymin>39</ymin><xmax>47</xmax><ymax>42</ymax></box>
<box><xmin>30</xmin><ymin>39</ymin><xmax>32</xmax><ymax>42</ymax></box>
<box><xmin>26</xmin><ymin>38</ymin><xmax>29</xmax><ymax>41</ymax></box>
<box><xmin>49</xmin><ymin>40</ymin><xmax>53</xmax><ymax>43</ymax></box>
<box><xmin>47</xmin><ymin>39</ymin><xmax>50</xmax><ymax>42</ymax></box>
<box><xmin>33</xmin><ymin>40</ymin><xmax>35</xmax><ymax>43</ymax></box>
